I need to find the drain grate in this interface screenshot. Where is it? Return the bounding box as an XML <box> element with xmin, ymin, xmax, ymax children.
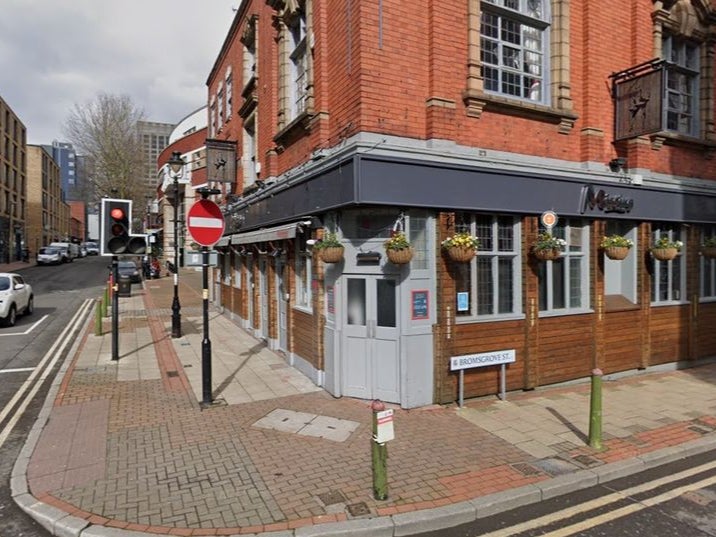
<box><xmin>688</xmin><ymin>425</ymin><xmax>712</xmax><ymax>435</ymax></box>
<box><xmin>571</xmin><ymin>454</ymin><xmax>602</xmax><ymax>468</ymax></box>
<box><xmin>166</xmin><ymin>370</ymin><xmax>179</xmax><ymax>377</ymax></box>
<box><xmin>346</xmin><ymin>502</ymin><xmax>371</xmax><ymax>517</ymax></box>
<box><xmin>511</xmin><ymin>463</ymin><xmax>542</xmax><ymax>477</ymax></box>
<box><xmin>317</xmin><ymin>490</ymin><xmax>346</xmax><ymax>506</ymax></box>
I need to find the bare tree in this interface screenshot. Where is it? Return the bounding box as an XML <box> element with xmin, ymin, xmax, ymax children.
<box><xmin>63</xmin><ymin>93</ymin><xmax>146</xmax><ymax>208</ymax></box>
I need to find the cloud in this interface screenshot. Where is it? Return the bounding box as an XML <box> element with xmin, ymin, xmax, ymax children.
<box><xmin>0</xmin><ymin>0</ymin><xmax>238</xmax><ymax>144</ymax></box>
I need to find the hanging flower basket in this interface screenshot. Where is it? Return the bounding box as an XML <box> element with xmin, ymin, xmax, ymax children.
<box><xmin>318</xmin><ymin>246</ymin><xmax>344</xmax><ymax>263</ymax></box>
<box><xmin>651</xmin><ymin>247</ymin><xmax>678</xmax><ymax>261</ymax></box>
<box><xmin>702</xmin><ymin>246</ymin><xmax>716</xmax><ymax>259</ymax></box>
<box><xmin>386</xmin><ymin>247</ymin><xmax>413</xmax><ymax>265</ymax></box>
<box><xmin>447</xmin><ymin>246</ymin><xmax>476</xmax><ymax>263</ymax></box>
<box><xmin>533</xmin><ymin>248</ymin><xmax>561</xmax><ymax>261</ymax></box>
<box><xmin>604</xmin><ymin>246</ymin><xmax>630</xmax><ymax>260</ymax></box>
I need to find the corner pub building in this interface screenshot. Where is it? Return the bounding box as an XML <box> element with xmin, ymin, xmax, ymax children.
<box><xmin>202</xmin><ymin>0</ymin><xmax>716</xmax><ymax>408</ymax></box>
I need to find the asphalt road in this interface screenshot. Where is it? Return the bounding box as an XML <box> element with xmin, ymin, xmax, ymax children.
<box><xmin>420</xmin><ymin>448</ymin><xmax>716</xmax><ymax>537</ymax></box>
<box><xmin>0</xmin><ymin>255</ymin><xmax>109</xmax><ymax>537</ymax></box>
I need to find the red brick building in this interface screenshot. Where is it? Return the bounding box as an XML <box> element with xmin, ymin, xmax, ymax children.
<box><xmin>203</xmin><ymin>0</ymin><xmax>716</xmax><ymax>408</ymax></box>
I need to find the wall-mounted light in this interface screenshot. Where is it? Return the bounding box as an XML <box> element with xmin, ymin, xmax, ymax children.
<box><xmin>609</xmin><ymin>157</ymin><xmax>628</xmax><ymax>173</ymax></box>
<box><xmin>357</xmin><ymin>251</ymin><xmax>381</xmax><ymax>263</ymax></box>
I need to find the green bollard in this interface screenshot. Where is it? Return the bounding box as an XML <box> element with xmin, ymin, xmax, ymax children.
<box><xmin>95</xmin><ymin>299</ymin><xmax>102</xmax><ymax>336</ymax></box>
<box><xmin>588</xmin><ymin>368</ymin><xmax>603</xmax><ymax>450</ymax></box>
<box><xmin>102</xmin><ymin>287</ymin><xmax>109</xmax><ymax>317</ymax></box>
<box><xmin>371</xmin><ymin>400</ymin><xmax>389</xmax><ymax>500</ymax></box>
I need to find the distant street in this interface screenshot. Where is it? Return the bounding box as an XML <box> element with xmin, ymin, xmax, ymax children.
<box><xmin>421</xmin><ymin>448</ymin><xmax>716</xmax><ymax>537</ymax></box>
<box><xmin>0</xmin><ymin>255</ymin><xmax>109</xmax><ymax>536</ymax></box>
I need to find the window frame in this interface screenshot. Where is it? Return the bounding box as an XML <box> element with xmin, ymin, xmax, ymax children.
<box><xmin>294</xmin><ymin>234</ymin><xmax>312</xmax><ymax>313</ymax></box>
<box><xmin>662</xmin><ymin>33</ymin><xmax>700</xmax><ymax>137</ymax></box>
<box><xmin>650</xmin><ymin>224</ymin><xmax>687</xmax><ymax>305</ymax></box>
<box><xmin>453</xmin><ymin>212</ymin><xmax>523</xmax><ymax>322</ymax></box>
<box><xmin>700</xmin><ymin>225</ymin><xmax>716</xmax><ymax>301</ymax></box>
<box><xmin>538</xmin><ymin>219</ymin><xmax>591</xmax><ymax>315</ymax></box>
<box><xmin>480</xmin><ymin>0</ymin><xmax>550</xmax><ymax>106</ymax></box>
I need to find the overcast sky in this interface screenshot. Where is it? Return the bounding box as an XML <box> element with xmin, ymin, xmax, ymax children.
<box><xmin>0</xmin><ymin>0</ymin><xmax>239</xmax><ymax>145</ymax></box>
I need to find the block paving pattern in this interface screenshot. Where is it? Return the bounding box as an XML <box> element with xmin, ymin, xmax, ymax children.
<box><xmin>23</xmin><ymin>270</ymin><xmax>716</xmax><ymax>535</ymax></box>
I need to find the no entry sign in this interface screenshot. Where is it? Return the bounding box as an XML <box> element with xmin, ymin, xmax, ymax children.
<box><xmin>187</xmin><ymin>199</ymin><xmax>225</xmax><ymax>247</ymax></box>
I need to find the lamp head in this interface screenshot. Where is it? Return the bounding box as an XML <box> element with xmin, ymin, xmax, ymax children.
<box><xmin>168</xmin><ymin>151</ymin><xmax>184</xmax><ymax>175</ymax></box>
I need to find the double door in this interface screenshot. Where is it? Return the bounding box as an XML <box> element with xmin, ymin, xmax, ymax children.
<box><xmin>342</xmin><ymin>275</ymin><xmax>400</xmax><ymax>403</ymax></box>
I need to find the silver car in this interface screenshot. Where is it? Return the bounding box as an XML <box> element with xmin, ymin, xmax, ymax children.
<box><xmin>0</xmin><ymin>273</ymin><xmax>34</xmax><ymax>327</ymax></box>
<box><xmin>37</xmin><ymin>246</ymin><xmax>63</xmax><ymax>265</ymax></box>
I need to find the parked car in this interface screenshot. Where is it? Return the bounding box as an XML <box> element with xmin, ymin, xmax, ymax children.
<box><xmin>79</xmin><ymin>245</ymin><xmax>88</xmax><ymax>257</ymax></box>
<box><xmin>84</xmin><ymin>242</ymin><xmax>99</xmax><ymax>255</ymax></box>
<box><xmin>117</xmin><ymin>260</ymin><xmax>142</xmax><ymax>283</ymax></box>
<box><xmin>0</xmin><ymin>273</ymin><xmax>33</xmax><ymax>327</ymax></box>
<box><xmin>36</xmin><ymin>246</ymin><xmax>63</xmax><ymax>265</ymax></box>
<box><xmin>49</xmin><ymin>241</ymin><xmax>79</xmax><ymax>261</ymax></box>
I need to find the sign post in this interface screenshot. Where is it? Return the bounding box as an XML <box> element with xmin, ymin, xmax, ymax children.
<box><xmin>450</xmin><ymin>349</ymin><xmax>516</xmax><ymax>406</ymax></box>
<box><xmin>187</xmin><ymin>194</ymin><xmax>225</xmax><ymax>407</ymax></box>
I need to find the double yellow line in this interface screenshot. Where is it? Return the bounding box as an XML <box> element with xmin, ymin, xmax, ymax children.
<box><xmin>478</xmin><ymin>458</ymin><xmax>716</xmax><ymax>537</ymax></box>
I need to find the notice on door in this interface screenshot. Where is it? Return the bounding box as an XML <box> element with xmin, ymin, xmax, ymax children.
<box><xmin>411</xmin><ymin>290</ymin><xmax>429</xmax><ymax>320</ymax></box>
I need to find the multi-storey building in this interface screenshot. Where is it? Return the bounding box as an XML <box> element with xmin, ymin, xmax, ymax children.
<box><xmin>0</xmin><ymin>96</ymin><xmax>27</xmax><ymax>263</ymax></box>
<box><xmin>202</xmin><ymin>0</ymin><xmax>716</xmax><ymax>408</ymax></box>
<box><xmin>138</xmin><ymin>120</ymin><xmax>174</xmax><ymax>201</ymax></box>
<box><xmin>26</xmin><ymin>145</ymin><xmax>70</xmax><ymax>255</ymax></box>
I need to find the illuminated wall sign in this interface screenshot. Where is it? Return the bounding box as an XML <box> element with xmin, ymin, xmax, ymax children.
<box><xmin>580</xmin><ymin>185</ymin><xmax>634</xmax><ymax>215</ymax></box>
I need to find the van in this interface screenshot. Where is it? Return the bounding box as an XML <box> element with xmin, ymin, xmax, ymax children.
<box><xmin>49</xmin><ymin>242</ymin><xmax>79</xmax><ymax>262</ymax></box>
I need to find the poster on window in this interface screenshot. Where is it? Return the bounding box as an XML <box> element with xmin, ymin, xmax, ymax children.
<box><xmin>457</xmin><ymin>292</ymin><xmax>469</xmax><ymax>312</ymax></box>
<box><xmin>411</xmin><ymin>290</ymin><xmax>429</xmax><ymax>320</ymax></box>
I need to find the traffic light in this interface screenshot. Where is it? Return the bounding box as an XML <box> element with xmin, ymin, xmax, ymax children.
<box><xmin>100</xmin><ymin>198</ymin><xmax>147</xmax><ymax>256</ymax></box>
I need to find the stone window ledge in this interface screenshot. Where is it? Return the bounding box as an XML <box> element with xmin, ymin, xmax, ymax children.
<box><xmin>462</xmin><ymin>89</ymin><xmax>578</xmax><ymax>134</ymax></box>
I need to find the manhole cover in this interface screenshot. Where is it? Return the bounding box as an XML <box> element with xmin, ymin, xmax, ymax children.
<box><xmin>688</xmin><ymin>425</ymin><xmax>712</xmax><ymax>435</ymax></box>
<box><xmin>346</xmin><ymin>502</ymin><xmax>371</xmax><ymax>517</ymax></box>
<box><xmin>318</xmin><ymin>490</ymin><xmax>346</xmax><ymax>506</ymax></box>
<box><xmin>511</xmin><ymin>463</ymin><xmax>542</xmax><ymax>476</ymax></box>
<box><xmin>571</xmin><ymin>454</ymin><xmax>602</xmax><ymax>468</ymax></box>
<box><xmin>166</xmin><ymin>371</ymin><xmax>179</xmax><ymax>377</ymax></box>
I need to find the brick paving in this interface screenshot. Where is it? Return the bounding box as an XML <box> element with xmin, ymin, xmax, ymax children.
<box><xmin>14</xmin><ymin>266</ymin><xmax>716</xmax><ymax>536</ymax></box>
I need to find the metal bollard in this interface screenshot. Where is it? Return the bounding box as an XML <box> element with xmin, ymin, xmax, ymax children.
<box><xmin>588</xmin><ymin>368</ymin><xmax>603</xmax><ymax>450</ymax></box>
<box><xmin>371</xmin><ymin>400</ymin><xmax>388</xmax><ymax>500</ymax></box>
<box><xmin>95</xmin><ymin>298</ymin><xmax>103</xmax><ymax>336</ymax></box>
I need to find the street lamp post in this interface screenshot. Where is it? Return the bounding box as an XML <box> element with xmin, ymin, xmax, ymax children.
<box><xmin>168</xmin><ymin>151</ymin><xmax>184</xmax><ymax>338</ymax></box>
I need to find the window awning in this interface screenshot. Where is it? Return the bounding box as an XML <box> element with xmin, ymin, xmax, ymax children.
<box><xmin>228</xmin><ymin>220</ymin><xmax>309</xmax><ymax>245</ymax></box>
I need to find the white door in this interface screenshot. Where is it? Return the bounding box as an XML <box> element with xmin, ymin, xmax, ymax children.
<box><xmin>342</xmin><ymin>275</ymin><xmax>400</xmax><ymax>403</ymax></box>
<box><xmin>247</xmin><ymin>257</ymin><xmax>254</xmax><ymax>331</ymax></box>
<box><xmin>276</xmin><ymin>258</ymin><xmax>288</xmax><ymax>352</ymax></box>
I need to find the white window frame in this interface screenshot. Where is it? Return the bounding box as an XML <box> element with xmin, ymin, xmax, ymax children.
<box><xmin>242</xmin><ymin>113</ymin><xmax>257</xmax><ymax>186</ymax></box>
<box><xmin>294</xmin><ymin>234</ymin><xmax>312</xmax><ymax>312</ymax></box>
<box><xmin>651</xmin><ymin>224</ymin><xmax>686</xmax><ymax>305</ymax></box>
<box><xmin>538</xmin><ymin>219</ymin><xmax>590</xmax><ymax>315</ymax></box>
<box><xmin>662</xmin><ymin>34</ymin><xmax>700</xmax><ymax>137</ymax></box>
<box><xmin>225</xmin><ymin>68</ymin><xmax>233</xmax><ymax>120</ymax></box>
<box><xmin>700</xmin><ymin>225</ymin><xmax>716</xmax><ymax>301</ymax></box>
<box><xmin>480</xmin><ymin>0</ymin><xmax>550</xmax><ymax>105</ymax></box>
<box><xmin>454</xmin><ymin>213</ymin><xmax>522</xmax><ymax>321</ymax></box>
<box><xmin>603</xmin><ymin>221</ymin><xmax>638</xmax><ymax>307</ymax></box>
<box><xmin>233</xmin><ymin>250</ymin><xmax>242</xmax><ymax>289</ymax></box>
<box><xmin>287</xmin><ymin>10</ymin><xmax>308</xmax><ymax>120</ymax></box>
<box><xmin>222</xmin><ymin>251</ymin><xmax>231</xmax><ymax>285</ymax></box>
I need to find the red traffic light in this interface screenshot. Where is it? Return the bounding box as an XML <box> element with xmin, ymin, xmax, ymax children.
<box><xmin>110</xmin><ymin>207</ymin><xmax>126</xmax><ymax>220</ymax></box>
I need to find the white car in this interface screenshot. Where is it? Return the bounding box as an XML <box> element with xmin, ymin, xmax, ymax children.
<box><xmin>0</xmin><ymin>273</ymin><xmax>34</xmax><ymax>327</ymax></box>
<box><xmin>37</xmin><ymin>246</ymin><xmax>63</xmax><ymax>265</ymax></box>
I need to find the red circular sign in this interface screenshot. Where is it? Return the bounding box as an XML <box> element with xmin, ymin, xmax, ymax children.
<box><xmin>186</xmin><ymin>199</ymin><xmax>225</xmax><ymax>246</ymax></box>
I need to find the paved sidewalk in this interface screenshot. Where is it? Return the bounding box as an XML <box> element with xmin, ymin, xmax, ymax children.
<box><xmin>10</xmin><ymin>269</ymin><xmax>716</xmax><ymax>537</ymax></box>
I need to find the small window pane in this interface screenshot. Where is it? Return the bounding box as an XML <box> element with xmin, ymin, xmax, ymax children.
<box><xmin>376</xmin><ymin>280</ymin><xmax>396</xmax><ymax>327</ymax></box>
<box><xmin>347</xmin><ymin>279</ymin><xmax>366</xmax><ymax>325</ymax></box>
